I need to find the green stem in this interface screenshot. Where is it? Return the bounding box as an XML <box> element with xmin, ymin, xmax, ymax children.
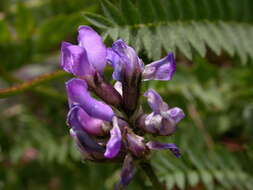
<box><xmin>0</xmin><ymin>70</ymin><xmax>69</xmax><ymax>99</ymax></box>
<box><xmin>140</xmin><ymin>161</ymin><xmax>166</xmax><ymax>190</ymax></box>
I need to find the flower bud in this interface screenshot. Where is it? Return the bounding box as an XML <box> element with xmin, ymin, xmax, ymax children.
<box><xmin>126</xmin><ymin>130</ymin><xmax>146</xmax><ymax>157</ymax></box>
<box><xmin>67</xmin><ymin>106</ymin><xmax>107</xmax><ymax>161</ymax></box>
<box><xmin>107</xmin><ymin>40</ymin><xmax>143</xmax><ymax>115</ymax></box>
<box><xmin>83</xmin><ymin>72</ymin><xmax>122</xmax><ymax>108</ymax></box>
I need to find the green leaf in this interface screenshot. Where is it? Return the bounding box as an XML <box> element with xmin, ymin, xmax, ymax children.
<box><xmin>199</xmin><ymin>170</ymin><xmax>214</xmax><ymax>190</ymax></box>
<box><xmin>137</xmin><ymin>0</ymin><xmax>157</xmax><ymax>23</ymax></box>
<box><xmin>118</xmin><ymin>26</ymin><xmax>130</xmax><ymax>44</ymax></box>
<box><xmin>15</xmin><ymin>2</ymin><xmax>35</xmax><ymax>40</ymax></box>
<box><xmin>184</xmin><ymin>22</ymin><xmax>206</xmax><ymax>57</ymax></box>
<box><xmin>100</xmin><ymin>0</ymin><xmax>126</xmax><ymax>25</ymax></box>
<box><xmin>120</xmin><ymin>0</ymin><xmax>141</xmax><ymax>25</ymax></box>
<box><xmin>36</xmin><ymin>13</ymin><xmax>85</xmax><ymax>52</ymax></box>
<box><xmin>83</xmin><ymin>12</ymin><xmax>114</xmax><ymax>29</ymax></box>
<box><xmin>107</xmin><ymin>27</ymin><xmax>119</xmax><ymax>41</ymax></box>
<box><xmin>187</xmin><ymin>170</ymin><xmax>200</xmax><ymax>187</ymax></box>
<box><xmin>174</xmin><ymin>171</ymin><xmax>185</xmax><ymax>189</ymax></box>
<box><xmin>94</xmin><ymin>0</ymin><xmax>253</xmax><ymax>62</ymax></box>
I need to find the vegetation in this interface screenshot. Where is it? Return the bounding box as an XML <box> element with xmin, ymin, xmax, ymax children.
<box><xmin>0</xmin><ymin>0</ymin><xmax>252</xmax><ymax>189</ymax></box>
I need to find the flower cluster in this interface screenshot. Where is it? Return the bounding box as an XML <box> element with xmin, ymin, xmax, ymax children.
<box><xmin>61</xmin><ymin>26</ymin><xmax>185</xmax><ymax>189</ymax></box>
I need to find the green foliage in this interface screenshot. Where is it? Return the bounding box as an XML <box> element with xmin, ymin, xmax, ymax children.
<box><xmin>84</xmin><ymin>0</ymin><xmax>253</xmax><ymax>64</ymax></box>
<box><xmin>0</xmin><ymin>1</ymin><xmax>96</xmax><ymax>71</ymax></box>
<box><xmin>0</xmin><ymin>0</ymin><xmax>253</xmax><ymax>190</ymax></box>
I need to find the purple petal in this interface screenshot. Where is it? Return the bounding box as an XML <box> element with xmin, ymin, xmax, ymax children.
<box><xmin>61</xmin><ymin>42</ymin><xmax>94</xmax><ymax>76</ymax></box>
<box><xmin>108</xmin><ymin>39</ymin><xmax>143</xmax><ymax>81</ymax></box>
<box><xmin>72</xmin><ymin>129</ymin><xmax>105</xmax><ymax>153</ymax></box>
<box><xmin>78</xmin><ymin>26</ymin><xmax>107</xmax><ymax>73</ymax></box>
<box><xmin>67</xmin><ymin>106</ymin><xmax>83</xmax><ymax>131</ymax></box>
<box><xmin>67</xmin><ymin>106</ymin><xmax>108</xmax><ymax>136</ymax></box>
<box><xmin>142</xmin><ymin>52</ymin><xmax>176</xmax><ymax>81</ymax></box>
<box><xmin>144</xmin><ymin>112</ymin><xmax>163</xmax><ymax>134</ymax></box>
<box><xmin>162</xmin><ymin>107</ymin><xmax>185</xmax><ymax>123</ymax></box>
<box><xmin>146</xmin><ymin>141</ymin><xmax>181</xmax><ymax>157</ymax></box>
<box><xmin>144</xmin><ymin>112</ymin><xmax>176</xmax><ymax>136</ymax></box>
<box><xmin>66</xmin><ymin>78</ymin><xmax>114</xmax><ymax>121</ymax></box>
<box><xmin>104</xmin><ymin>117</ymin><xmax>122</xmax><ymax>159</ymax></box>
<box><xmin>144</xmin><ymin>89</ymin><xmax>168</xmax><ymax>114</ymax></box>
<box><xmin>115</xmin><ymin>154</ymin><xmax>136</xmax><ymax>190</ymax></box>
<box><xmin>126</xmin><ymin>132</ymin><xmax>146</xmax><ymax>157</ymax></box>
<box><xmin>106</xmin><ymin>48</ymin><xmax>122</xmax><ymax>81</ymax></box>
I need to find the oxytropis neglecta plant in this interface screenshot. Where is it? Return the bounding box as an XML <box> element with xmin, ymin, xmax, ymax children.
<box><xmin>60</xmin><ymin>25</ymin><xmax>185</xmax><ymax>190</ymax></box>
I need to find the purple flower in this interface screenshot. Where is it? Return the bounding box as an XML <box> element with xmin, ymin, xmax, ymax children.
<box><xmin>61</xmin><ymin>26</ymin><xmax>122</xmax><ymax>107</ymax></box>
<box><xmin>61</xmin><ymin>26</ymin><xmax>107</xmax><ymax>76</ymax></box>
<box><xmin>61</xmin><ymin>26</ymin><xmax>185</xmax><ymax>190</ymax></box>
<box><xmin>66</xmin><ymin>78</ymin><xmax>114</xmax><ymax>121</ymax></box>
<box><xmin>107</xmin><ymin>41</ymin><xmax>176</xmax><ymax>82</ymax></box>
<box><xmin>139</xmin><ymin>89</ymin><xmax>185</xmax><ymax>136</ymax></box>
<box><xmin>67</xmin><ymin>105</ymin><xmax>106</xmax><ymax>161</ymax></box>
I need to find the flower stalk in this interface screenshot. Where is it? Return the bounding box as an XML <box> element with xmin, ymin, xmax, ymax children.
<box><xmin>0</xmin><ymin>70</ymin><xmax>69</xmax><ymax>99</ymax></box>
<box><xmin>140</xmin><ymin>161</ymin><xmax>167</xmax><ymax>190</ymax></box>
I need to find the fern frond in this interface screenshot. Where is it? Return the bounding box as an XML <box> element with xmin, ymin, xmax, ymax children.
<box><xmin>84</xmin><ymin>0</ymin><xmax>253</xmax><ymax>63</ymax></box>
<box><xmin>152</xmin><ymin>146</ymin><xmax>253</xmax><ymax>190</ymax></box>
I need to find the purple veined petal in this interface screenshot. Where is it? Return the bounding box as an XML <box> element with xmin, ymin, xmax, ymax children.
<box><xmin>115</xmin><ymin>154</ymin><xmax>136</xmax><ymax>190</ymax></box>
<box><xmin>104</xmin><ymin>117</ymin><xmax>122</xmax><ymax>159</ymax></box>
<box><xmin>61</xmin><ymin>42</ymin><xmax>73</xmax><ymax>73</ymax></box>
<box><xmin>67</xmin><ymin>106</ymin><xmax>83</xmax><ymax>130</ymax></box>
<box><xmin>78</xmin><ymin>26</ymin><xmax>107</xmax><ymax>73</ymax></box>
<box><xmin>137</xmin><ymin>114</ymin><xmax>158</xmax><ymax>134</ymax></box>
<box><xmin>106</xmin><ymin>48</ymin><xmax>122</xmax><ymax>81</ymax></box>
<box><xmin>72</xmin><ymin>128</ymin><xmax>105</xmax><ymax>153</ymax></box>
<box><xmin>66</xmin><ymin>78</ymin><xmax>114</xmax><ymax>121</ymax></box>
<box><xmin>146</xmin><ymin>141</ymin><xmax>181</xmax><ymax>158</ymax></box>
<box><xmin>114</xmin><ymin>81</ymin><xmax>123</xmax><ymax>96</ymax></box>
<box><xmin>67</xmin><ymin>105</ymin><xmax>108</xmax><ymax>136</ymax></box>
<box><xmin>109</xmin><ymin>39</ymin><xmax>143</xmax><ymax>81</ymax></box>
<box><xmin>106</xmin><ymin>48</ymin><xmax>120</xmax><ymax>67</ymax></box>
<box><xmin>143</xmin><ymin>112</ymin><xmax>177</xmax><ymax>136</ymax></box>
<box><xmin>160</xmin><ymin>118</ymin><xmax>177</xmax><ymax>136</ymax></box>
<box><xmin>162</xmin><ymin>107</ymin><xmax>185</xmax><ymax>123</ymax></box>
<box><xmin>142</xmin><ymin>52</ymin><xmax>176</xmax><ymax>81</ymax></box>
<box><xmin>126</xmin><ymin>131</ymin><xmax>146</xmax><ymax>157</ymax></box>
<box><xmin>70</xmin><ymin>128</ymin><xmax>106</xmax><ymax>161</ymax></box>
<box><xmin>144</xmin><ymin>89</ymin><xmax>168</xmax><ymax>114</ymax></box>
<box><xmin>61</xmin><ymin>42</ymin><xmax>94</xmax><ymax>76</ymax></box>
<box><xmin>144</xmin><ymin>112</ymin><xmax>163</xmax><ymax>133</ymax></box>
<box><xmin>69</xmin><ymin>128</ymin><xmax>95</xmax><ymax>160</ymax></box>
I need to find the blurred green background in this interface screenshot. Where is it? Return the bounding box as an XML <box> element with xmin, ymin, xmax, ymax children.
<box><xmin>0</xmin><ymin>0</ymin><xmax>253</xmax><ymax>189</ymax></box>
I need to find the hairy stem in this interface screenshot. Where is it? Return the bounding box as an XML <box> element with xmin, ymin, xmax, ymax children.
<box><xmin>0</xmin><ymin>70</ymin><xmax>69</xmax><ymax>99</ymax></box>
<box><xmin>140</xmin><ymin>161</ymin><xmax>166</xmax><ymax>190</ymax></box>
